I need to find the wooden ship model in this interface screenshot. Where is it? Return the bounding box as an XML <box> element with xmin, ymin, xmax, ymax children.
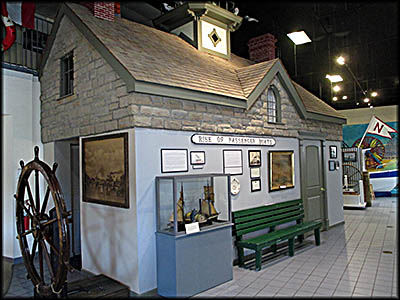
<box><xmin>169</xmin><ymin>181</ymin><xmax>220</xmax><ymax>230</ymax></box>
<box><xmin>199</xmin><ymin>182</ymin><xmax>219</xmax><ymax>221</ymax></box>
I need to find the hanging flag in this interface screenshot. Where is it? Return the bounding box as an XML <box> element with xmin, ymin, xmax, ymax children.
<box><xmin>365</xmin><ymin>115</ymin><xmax>397</xmax><ymax>139</ymax></box>
<box><xmin>6</xmin><ymin>2</ymin><xmax>35</xmax><ymax>29</ymax></box>
<box><xmin>357</xmin><ymin>115</ymin><xmax>397</xmax><ymax>149</ymax></box>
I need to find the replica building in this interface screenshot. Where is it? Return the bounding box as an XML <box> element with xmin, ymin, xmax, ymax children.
<box><xmin>37</xmin><ymin>2</ymin><xmax>346</xmax><ymax>295</ymax></box>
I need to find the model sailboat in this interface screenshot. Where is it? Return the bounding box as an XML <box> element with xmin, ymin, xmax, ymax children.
<box><xmin>199</xmin><ymin>182</ymin><xmax>219</xmax><ymax>220</ymax></box>
<box><xmin>169</xmin><ymin>183</ymin><xmax>184</xmax><ymax>224</ymax></box>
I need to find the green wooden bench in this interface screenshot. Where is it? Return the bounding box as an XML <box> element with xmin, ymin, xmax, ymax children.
<box><xmin>232</xmin><ymin>199</ymin><xmax>322</xmax><ymax>271</ymax></box>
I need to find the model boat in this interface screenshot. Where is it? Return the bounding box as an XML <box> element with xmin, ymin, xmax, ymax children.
<box><xmin>199</xmin><ymin>183</ymin><xmax>219</xmax><ymax>221</ymax></box>
<box><xmin>169</xmin><ymin>184</ymin><xmax>185</xmax><ymax>225</ymax></box>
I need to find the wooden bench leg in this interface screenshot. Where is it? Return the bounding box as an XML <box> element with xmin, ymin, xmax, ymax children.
<box><xmin>288</xmin><ymin>238</ymin><xmax>294</xmax><ymax>256</ymax></box>
<box><xmin>314</xmin><ymin>228</ymin><xmax>321</xmax><ymax>246</ymax></box>
<box><xmin>255</xmin><ymin>250</ymin><xmax>262</xmax><ymax>271</ymax></box>
<box><xmin>237</xmin><ymin>247</ymin><xmax>245</xmax><ymax>267</ymax></box>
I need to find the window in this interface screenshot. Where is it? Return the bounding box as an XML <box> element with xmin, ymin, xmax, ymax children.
<box><xmin>266</xmin><ymin>86</ymin><xmax>280</xmax><ymax>123</ymax></box>
<box><xmin>60</xmin><ymin>52</ymin><xmax>74</xmax><ymax>97</ymax></box>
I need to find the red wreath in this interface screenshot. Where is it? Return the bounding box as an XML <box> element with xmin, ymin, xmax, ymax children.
<box><xmin>1</xmin><ymin>2</ymin><xmax>16</xmax><ymax>51</ymax></box>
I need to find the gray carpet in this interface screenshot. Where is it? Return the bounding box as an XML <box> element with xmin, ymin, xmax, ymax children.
<box><xmin>2</xmin><ymin>258</ymin><xmax>13</xmax><ymax>296</ymax></box>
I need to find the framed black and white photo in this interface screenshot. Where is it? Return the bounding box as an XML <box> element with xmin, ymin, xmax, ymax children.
<box><xmin>343</xmin><ymin>151</ymin><xmax>357</xmax><ymax>162</ymax></box>
<box><xmin>329</xmin><ymin>160</ymin><xmax>336</xmax><ymax>171</ymax></box>
<box><xmin>329</xmin><ymin>145</ymin><xmax>337</xmax><ymax>159</ymax></box>
<box><xmin>223</xmin><ymin>149</ymin><xmax>243</xmax><ymax>175</ymax></box>
<box><xmin>248</xmin><ymin>150</ymin><xmax>261</xmax><ymax>167</ymax></box>
<box><xmin>251</xmin><ymin>179</ymin><xmax>261</xmax><ymax>192</ymax></box>
<box><xmin>82</xmin><ymin>133</ymin><xmax>129</xmax><ymax>208</ymax></box>
<box><xmin>161</xmin><ymin>149</ymin><xmax>188</xmax><ymax>173</ymax></box>
<box><xmin>250</xmin><ymin>167</ymin><xmax>261</xmax><ymax>179</ymax></box>
<box><xmin>190</xmin><ymin>151</ymin><xmax>206</xmax><ymax>165</ymax></box>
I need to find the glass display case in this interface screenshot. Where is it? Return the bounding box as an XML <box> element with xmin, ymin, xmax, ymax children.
<box><xmin>156</xmin><ymin>173</ymin><xmax>231</xmax><ymax>235</ymax></box>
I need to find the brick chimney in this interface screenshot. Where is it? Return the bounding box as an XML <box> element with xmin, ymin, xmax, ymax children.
<box><xmin>81</xmin><ymin>2</ymin><xmax>118</xmax><ymax>22</ymax></box>
<box><xmin>248</xmin><ymin>33</ymin><xmax>277</xmax><ymax>63</ymax></box>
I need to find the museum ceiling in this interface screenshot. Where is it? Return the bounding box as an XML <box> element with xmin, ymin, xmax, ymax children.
<box><xmin>36</xmin><ymin>1</ymin><xmax>398</xmax><ymax>111</ymax></box>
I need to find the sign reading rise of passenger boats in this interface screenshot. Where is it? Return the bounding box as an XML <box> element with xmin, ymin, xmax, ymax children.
<box><xmin>191</xmin><ymin>134</ymin><xmax>276</xmax><ymax>146</ymax></box>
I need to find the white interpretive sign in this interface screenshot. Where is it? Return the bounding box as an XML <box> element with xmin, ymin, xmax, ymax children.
<box><xmin>191</xmin><ymin>134</ymin><xmax>275</xmax><ymax>146</ymax></box>
<box><xmin>185</xmin><ymin>222</ymin><xmax>200</xmax><ymax>234</ymax></box>
<box><xmin>223</xmin><ymin>150</ymin><xmax>243</xmax><ymax>175</ymax></box>
<box><xmin>161</xmin><ymin>149</ymin><xmax>188</xmax><ymax>173</ymax></box>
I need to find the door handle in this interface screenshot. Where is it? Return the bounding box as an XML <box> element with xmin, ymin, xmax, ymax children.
<box><xmin>321</xmin><ymin>187</ymin><xmax>326</xmax><ymax>192</ymax></box>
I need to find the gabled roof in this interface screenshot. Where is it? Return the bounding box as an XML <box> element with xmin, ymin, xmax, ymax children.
<box><xmin>40</xmin><ymin>2</ymin><xmax>346</xmax><ymax>124</ymax></box>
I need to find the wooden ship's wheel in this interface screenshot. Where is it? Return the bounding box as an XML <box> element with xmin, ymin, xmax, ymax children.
<box><xmin>342</xmin><ymin>163</ymin><xmax>363</xmax><ymax>192</ymax></box>
<box><xmin>352</xmin><ymin>136</ymin><xmax>385</xmax><ymax>169</ymax></box>
<box><xmin>15</xmin><ymin>146</ymin><xmax>71</xmax><ymax>297</ymax></box>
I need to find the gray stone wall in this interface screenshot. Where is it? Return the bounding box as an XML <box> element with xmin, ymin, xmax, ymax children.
<box><xmin>40</xmin><ymin>16</ymin><xmax>342</xmax><ymax>143</ymax></box>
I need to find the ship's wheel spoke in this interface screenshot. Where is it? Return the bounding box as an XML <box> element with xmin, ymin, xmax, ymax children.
<box><xmin>41</xmin><ymin>232</ymin><xmax>62</xmax><ymax>258</ymax></box>
<box><xmin>40</xmin><ymin>186</ymin><xmax>51</xmax><ymax>216</ymax></box>
<box><xmin>31</xmin><ymin>239</ymin><xmax>38</xmax><ymax>265</ymax></box>
<box><xmin>39</xmin><ymin>242</ymin><xmax>44</xmax><ymax>281</ymax></box>
<box><xmin>25</xmin><ymin>181</ymin><xmax>39</xmax><ymax>215</ymax></box>
<box><xmin>40</xmin><ymin>239</ymin><xmax>55</xmax><ymax>281</ymax></box>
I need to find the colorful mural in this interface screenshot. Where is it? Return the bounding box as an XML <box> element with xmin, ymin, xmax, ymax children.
<box><xmin>343</xmin><ymin>121</ymin><xmax>398</xmax><ymax>172</ymax></box>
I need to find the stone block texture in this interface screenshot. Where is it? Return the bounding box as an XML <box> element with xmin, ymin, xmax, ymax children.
<box><xmin>40</xmin><ymin>16</ymin><xmax>342</xmax><ymax>143</ymax></box>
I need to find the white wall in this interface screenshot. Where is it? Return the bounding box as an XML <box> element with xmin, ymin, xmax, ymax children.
<box><xmin>2</xmin><ymin>68</ymin><xmax>42</xmax><ymax>259</ymax></box>
<box><xmin>79</xmin><ymin>130</ymin><xmax>139</xmax><ymax>293</ymax></box>
<box><xmin>339</xmin><ymin>105</ymin><xmax>398</xmax><ymax>125</ymax></box>
<box><xmin>324</xmin><ymin>140</ymin><xmax>344</xmax><ymax>226</ymax></box>
<box><xmin>134</xmin><ymin>128</ymin><xmax>301</xmax><ymax>293</ymax></box>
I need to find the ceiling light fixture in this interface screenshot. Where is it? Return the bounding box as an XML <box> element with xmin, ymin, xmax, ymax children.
<box><xmin>336</xmin><ymin>56</ymin><xmax>345</xmax><ymax>65</ymax></box>
<box><xmin>363</xmin><ymin>98</ymin><xmax>370</xmax><ymax>103</ymax></box>
<box><xmin>287</xmin><ymin>31</ymin><xmax>312</xmax><ymax>45</ymax></box>
<box><xmin>333</xmin><ymin>85</ymin><xmax>341</xmax><ymax>92</ymax></box>
<box><xmin>333</xmin><ymin>96</ymin><xmax>338</xmax><ymax>101</ymax></box>
<box><xmin>371</xmin><ymin>91</ymin><xmax>378</xmax><ymax>97</ymax></box>
<box><xmin>342</xmin><ymin>95</ymin><xmax>348</xmax><ymax>100</ymax></box>
<box><xmin>325</xmin><ymin>74</ymin><xmax>343</xmax><ymax>83</ymax></box>
<box><xmin>287</xmin><ymin>31</ymin><xmax>312</xmax><ymax>78</ymax></box>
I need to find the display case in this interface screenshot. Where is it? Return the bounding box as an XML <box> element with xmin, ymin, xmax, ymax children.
<box><xmin>156</xmin><ymin>173</ymin><xmax>231</xmax><ymax>235</ymax></box>
<box><xmin>155</xmin><ymin>173</ymin><xmax>233</xmax><ymax>297</ymax></box>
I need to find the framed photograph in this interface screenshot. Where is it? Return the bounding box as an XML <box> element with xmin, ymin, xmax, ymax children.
<box><xmin>329</xmin><ymin>160</ymin><xmax>336</xmax><ymax>171</ymax></box>
<box><xmin>223</xmin><ymin>149</ymin><xmax>243</xmax><ymax>175</ymax></box>
<box><xmin>161</xmin><ymin>149</ymin><xmax>188</xmax><ymax>173</ymax></box>
<box><xmin>329</xmin><ymin>145</ymin><xmax>337</xmax><ymax>159</ymax></box>
<box><xmin>190</xmin><ymin>151</ymin><xmax>206</xmax><ymax>165</ymax></box>
<box><xmin>250</xmin><ymin>167</ymin><xmax>261</xmax><ymax>179</ymax></box>
<box><xmin>82</xmin><ymin>133</ymin><xmax>129</xmax><ymax>208</ymax></box>
<box><xmin>269</xmin><ymin>151</ymin><xmax>295</xmax><ymax>192</ymax></box>
<box><xmin>251</xmin><ymin>179</ymin><xmax>261</xmax><ymax>192</ymax></box>
<box><xmin>343</xmin><ymin>151</ymin><xmax>357</xmax><ymax>162</ymax></box>
<box><xmin>248</xmin><ymin>150</ymin><xmax>261</xmax><ymax>167</ymax></box>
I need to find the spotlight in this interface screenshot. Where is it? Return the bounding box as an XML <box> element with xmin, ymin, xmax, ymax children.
<box><xmin>333</xmin><ymin>85</ymin><xmax>341</xmax><ymax>92</ymax></box>
<box><xmin>371</xmin><ymin>91</ymin><xmax>378</xmax><ymax>97</ymax></box>
<box><xmin>363</xmin><ymin>98</ymin><xmax>370</xmax><ymax>103</ymax></box>
<box><xmin>336</xmin><ymin>56</ymin><xmax>345</xmax><ymax>65</ymax></box>
<box><xmin>333</xmin><ymin>96</ymin><xmax>338</xmax><ymax>101</ymax></box>
<box><xmin>342</xmin><ymin>96</ymin><xmax>348</xmax><ymax>100</ymax></box>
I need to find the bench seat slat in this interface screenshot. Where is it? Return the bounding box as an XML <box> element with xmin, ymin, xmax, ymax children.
<box><xmin>235</xmin><ymin>214</ymin><xmax>304</xmax><ymax>237</ymax></box>
<box><xmin>234</xmin><ymin>206</ymin><xmax>303</xmax><ymax>224</ymax></box>
<box><xmin>233</xmin><ymin>199</ymin><xmax>302</xmax><ymax>218</ymax></box>
<box><xmin>237</xmin><ymin>220</ymin><xmax>322</xmax><ymax>249</ymax></box>
<box><xmin>235</xmin><ymin>208</ymin><xmax>304</xmax><ymax>232</ymax></box>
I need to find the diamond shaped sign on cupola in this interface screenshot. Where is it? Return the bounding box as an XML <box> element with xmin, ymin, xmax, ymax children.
<box><xmin>153</xmin><ymin>2</ymin><xmax>242</xmax><ymax>60</ymax></box>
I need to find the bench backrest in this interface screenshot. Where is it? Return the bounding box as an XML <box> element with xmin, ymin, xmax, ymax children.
<box><xmin>232</xmin><ymin>199</ymin><xmax>304</xmax><ymax>238</ymax></box>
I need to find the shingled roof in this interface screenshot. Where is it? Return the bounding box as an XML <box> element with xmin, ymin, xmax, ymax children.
<box><xmin>40</xmin><ymin>2</ymin><xmax>346</xmax><ymax>124</ymax></box>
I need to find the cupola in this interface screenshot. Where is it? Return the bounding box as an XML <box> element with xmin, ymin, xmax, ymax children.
<box><xmin>153</xmin><ymin>2</ymin><xmax>242</xmax><ymax>60</ymax></box>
